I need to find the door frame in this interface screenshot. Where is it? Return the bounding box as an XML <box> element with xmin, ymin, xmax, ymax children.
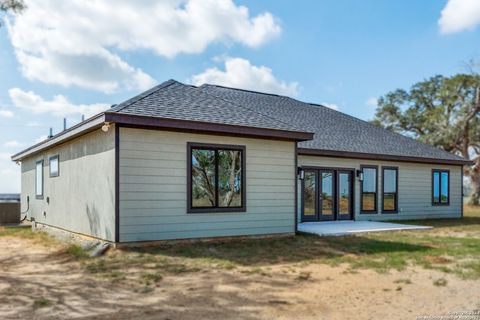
<box><xmin>300</xmin><ymin>166</ymin><xmax>355</xmax><ymax>222</ymax></box>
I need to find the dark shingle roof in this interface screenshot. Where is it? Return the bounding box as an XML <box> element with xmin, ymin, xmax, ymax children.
<box><xmin>109</xmin><ymin>80</ymin><xmax>309</xmax><ymax>134</ymax></box>
<box><xmin>199</xmin><ymin>84</ymin><xmax>467</xmax><ymax>163</ymax></box>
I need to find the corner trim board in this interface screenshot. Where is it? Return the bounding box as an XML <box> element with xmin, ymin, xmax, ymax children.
<box><xmin>115</xmin><ymin>125</ymin><xmax>120</xmax><ymax>243</ymax></box>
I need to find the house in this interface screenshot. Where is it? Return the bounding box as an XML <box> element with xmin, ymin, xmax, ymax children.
<box><xmin>11</xmin><ymin>80</ymin><xmax>470</xmax><ymax>243</ymax></box>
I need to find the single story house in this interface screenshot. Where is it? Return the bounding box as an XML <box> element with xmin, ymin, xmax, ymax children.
<box><xmin>12</xmin><ymin>80</ymin><xmax>470</xmax><ymax>243</ymax></box>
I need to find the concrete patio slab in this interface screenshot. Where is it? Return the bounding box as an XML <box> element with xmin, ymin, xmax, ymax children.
<box><xmin>298</xmin><ymin>220</ymin><xmax>432</xmax><ymax>236</ymax></box>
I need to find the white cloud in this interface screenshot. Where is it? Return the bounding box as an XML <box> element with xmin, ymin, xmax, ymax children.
<box><xmin>4</xmin><ymin>140</ymin><xmax>24</xmax><ymax>148</ymax></box>
<box><xmin>6</xmin><ymin>0</ymin><xmax>280</xmax><ymax>93</ymax></box>
<box><xmin>366</xmin><ymin>97</ymin><xmax>378</xmax><ymax>108</ymax></box>
<box><xmin>26</xmin><ymin>121</ymin><xmax>41</xmax><ymax>127</ymax></box>
<box><xmin>190</xmin><ymin>57</ymin><xmax>298</xmax><ymax>96</ymax></box>
<box><xmin>0</xmin><ymin>110</ymin><xmax>14</xmax><ymax>118</ymax></box>
<box><xmin>321</xmin><ymin>103</ymin><xmax>339</xmax><ymax>111</ymax></box>
<box><xmin>439</xmin><ymin>0</ymin><xmax>480</xmax><ymax>34</ymax></box>
<box><xmin>34</xmin><ymin>135</ymin><xmax>48</xmax><ymax>144</ymax></box>
<box><xmin>9</xmin><ymin>88</ymin><xmax>110</xmax><ymax>118</ymax></box>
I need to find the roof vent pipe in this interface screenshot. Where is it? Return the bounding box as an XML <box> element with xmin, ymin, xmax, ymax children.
<box><xmin>63</xmin><ymin>118</ymin><xmax>67</xmax><ymax>131</ymax></box>
<box><xmin>48</xmin><ymin>127</ymin><xmax>53</xmax><ymax>138</ymax></box>
<box><xmin>81</xmin><ymin>114</ymin><xmax>85</xmax><ymax>122</ymax></box>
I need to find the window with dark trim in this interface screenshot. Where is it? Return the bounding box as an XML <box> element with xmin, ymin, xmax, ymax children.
<box><xmin>432</xmin><ymin>169</ymin><xmax>449</xmax><ymax>205</ymax></box>
<box><xmin>360</xmin><ymin>165</ymin><xmax>378</xmax><ymax>213</ymax></box>
<box><xmin>50</xmin><ymin>155</ymin><xmax>59</xmax><ymax>178</ymax></box>
<box><xmin>382</xmin><ymin>167</ymin><xmax>398</xmax><ymax>213</ymax></box>
<box><xmin>35</xmin><ymin>160</ymin><xmax>44</xmax><ymax>199</ymax></box>
<box><xmin>187</xmin><ymin>142</ymin><xmax>246</xmax><ymax>213</ymax></box>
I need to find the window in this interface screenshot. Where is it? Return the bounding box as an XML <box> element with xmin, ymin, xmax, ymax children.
<box><xmin>361</xmin><ymin>165</ymin><xmax>377</xmax><ymax>213</ymax></box>
<box><xmin>432</xmin><ymin>169</ymin><xmax>449</xmax><ymax>205</ymax></box>
<box><xmin>36</xmin><ymin>160</ymin><xmax>44</xmax><ymax>199</ymax></box>
<box><xmin>382</xmin><ymin>167</ymin><xmax>398</xmax><ymax>213</ymax></box>
<box><xmin>50</xmin><ymin>155</ymin><xmax>59</xmax><ymax>177</ymax></box>
<box><xmin>187</xmin><ymin>143</ymin><xmax>245</xmax><ymax>213</ymax></box>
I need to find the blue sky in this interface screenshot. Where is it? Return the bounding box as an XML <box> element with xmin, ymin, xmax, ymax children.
<box><xmin>1</xmin><ymin>0</ymin><xmax>480</xmax><ymax>192</ymax></box>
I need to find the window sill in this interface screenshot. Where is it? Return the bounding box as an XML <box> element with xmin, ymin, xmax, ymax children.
<box><xmin>359</xmin><ymin>211</ymin><xmax>378</xmax><ymax>215</ymax></box>
<box><xmin>187</xmin><ymin>207</ymin><xmax>246</xmax><ymax>214</ymax></box>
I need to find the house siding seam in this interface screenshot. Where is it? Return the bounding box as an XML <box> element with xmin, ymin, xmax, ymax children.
<box><xmin>118</xmin><ymin>127</ymin><xmax>296</xmax><ymax>242</ymax></box>
<box><xmin>297</xmin><ymin>155</ymin><xmax>462</xmax><ymax>221</ymax></box>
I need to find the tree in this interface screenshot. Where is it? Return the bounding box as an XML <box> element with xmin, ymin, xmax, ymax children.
<box><xmin>0</xmin><ymin>0</ymin><xmax>25</xmax><ymax>26</ymax></box>
<box><xmin>373</xmin><ymin>74</ymin><xmax>480</xmax><ymax>205</ymax></box>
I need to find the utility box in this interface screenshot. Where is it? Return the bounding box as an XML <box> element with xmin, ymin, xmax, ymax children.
<box><xmin>0</xmin><ymin>194</ymin><xmax>21</xmax><ymax>224</ymax></box>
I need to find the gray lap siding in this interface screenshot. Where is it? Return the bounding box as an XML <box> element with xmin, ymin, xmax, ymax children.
<box><xmin>118</xmin><ymin>127</ymin><xmax>296</xmax><ymax>242</ymax></box>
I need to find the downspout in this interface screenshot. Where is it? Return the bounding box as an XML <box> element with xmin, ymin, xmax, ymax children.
<box><xmin>294</xmin><ymin>142</ymin><xmax>298</xmax><ymax>234</ymax></box>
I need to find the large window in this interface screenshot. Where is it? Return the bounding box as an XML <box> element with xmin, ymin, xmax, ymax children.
<box><xmin>50</xmin><ymin>155</ymin><xmax>59</xmax><ymax>177</ymax></box>
<box><xmin>361</xmin><ymin>165</ymin><xmax>378</xmax><ymax>213</ymax></box>
<box><xmin>188</xmin><ymin>143</ymin><xmax>245</xmax><ymax>213</ymax></box>
<box><xmin>382</xmin><ymin>167</ymin><xmax>398</xmax><ymax>213</ymax></box>
<box><xmin>36</xmin><ymin>160</ymin><xmax>44</xmax><ymax>199</ymax></box>
<box><xmin>432</xmin><ymin>169</ymin><xmax>449</xmax><ymax>205</ymax></box>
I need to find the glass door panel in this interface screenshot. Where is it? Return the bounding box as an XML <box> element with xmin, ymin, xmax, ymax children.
<box><xmin>301</xmin><ymin>170</ymin><xmax>318</xmax><ymax>222</ymax></box>
<box><xmin>319</xmin><ymin>170</ymin><xmax>335</xmax><ymax>221</ymax></box>
<box><xmin>337</xmin><ymin>171</ymin><xmax>353</xmax><ymax>220</ymax></box>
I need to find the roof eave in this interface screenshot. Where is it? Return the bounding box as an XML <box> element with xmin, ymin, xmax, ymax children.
<box><xmin>11</xmin><ymin>113</ymin><xmax>106</xmax><ymax>161</ymax></box>
<box><xmin>104</xmin><ymin>112</ymin><xmax>314</xmax><ymax>142</ymax></box>
<box><xmin>297</xmin><ymin>148</ymin><xmax>473</xmax><ymax>166</ymax></box>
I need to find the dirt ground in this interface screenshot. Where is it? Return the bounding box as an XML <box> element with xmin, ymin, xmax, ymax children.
<box><xmin>1</xmin><ymin>234</ymin><xmax>479</xmax><ymax>320</ymax></box>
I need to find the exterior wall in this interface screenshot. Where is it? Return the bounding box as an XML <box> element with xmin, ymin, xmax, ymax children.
<box><xmin>298</xmin><ymin>155</ymin><xmax>462</xmax><ymax>221</ymax></box>
<box><xmin>21</xmin><ymin>127</ymin><xmax>116</xmax><ymax>241</ymax></box>
<box><xmin>119</xmin><ymin>127</ymin><xmax>296</xmax><ymax>242</ymax></box>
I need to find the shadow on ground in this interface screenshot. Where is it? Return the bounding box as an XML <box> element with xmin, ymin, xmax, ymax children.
<box><xmin>121</xmin><ymin>234</ymin><xmax>431</xmax><ymax>267</ymax></box>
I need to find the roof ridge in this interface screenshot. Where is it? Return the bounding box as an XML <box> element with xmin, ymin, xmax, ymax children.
<box><xmin>200</xmin><ymin>83</ymin><xmax>285</xmax><ymax>98</ymax></box>
<box><xmin>111</xmin><ymin>79</ymin><xmax>177</xmax><ymax>113</ymax></box>
<box><xmin>197</xmin><ymin>85</ymin><xmax>310</xmax><ymax>133</ymax></box>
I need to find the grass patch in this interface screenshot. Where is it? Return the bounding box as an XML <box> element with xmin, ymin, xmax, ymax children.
<box><xmin>63</xmin><ymin>245</ymin><xmax>90</xmax><ymax>260</ymax></box>
<box><xmin>0</xmin><ymin>227</ymin><xmax>56</xmax><ymax>245</ymax></box>
<box><xmin>394</xmin><ymin>278</ymin><xmax>412</xmax><ymax>285</ymax></box>
<box><xmin>75</xmin><ymin>206</ymin><xmax>480</xmax><ymax>281</ymax></box>
<box><xmin>33</xmin><ymin>298</ymin><xmax>52</xmax><ymax>308</ymax></box>
<box><xmin>433</xmin><ymin>278</ymin><xmax>448</xmax><ymax>287</ymax></box>
<box><xmin>3</xmin><ymin>206</ymin><xmax>480</xmax><ymax>283</ymax></box>
<box><xmin>141</xmin><ymin>272</ymin><xmax>163</xmax><ymax>285</ymax></box>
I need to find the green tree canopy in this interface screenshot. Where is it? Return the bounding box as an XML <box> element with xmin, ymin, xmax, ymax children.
<box><xmin>0</xmin><ymin>0</ymin><xmax>25</xmax><ymax>26</ymax></box>
<box><xmin>373</xmin><ymin>74</ymin><xmax>480</xmax><ymax>205</ymax></box>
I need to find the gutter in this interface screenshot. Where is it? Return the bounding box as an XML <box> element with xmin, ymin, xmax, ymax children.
<box><xmin>104</xmin><ymin>112</ymin><xmax>315</xmax><ymax>142</ymax></box>
<box><xmin>11</xmin><ymin>113</ymin><xmax>106</xmax><ymax>161</ymax></box>
<box><xmin>297</xmin><ymin>148</ymin><xmax>473</xmax><ymax>166</ymax></box>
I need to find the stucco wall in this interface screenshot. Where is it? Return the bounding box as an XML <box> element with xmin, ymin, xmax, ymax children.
<box><xmin>119</xmin><ymin>127</ymin><xmax>296</xmax><ymax>242</ymax></box>
<box><xmin>298</xmin><ymin>155</ymin><xmax>463</xmax><ymax>221</ymax></box>
<box><xmin>21</xmin><ymin>127</ymin><xmax>116</xmax><ymax>241</ymax></box>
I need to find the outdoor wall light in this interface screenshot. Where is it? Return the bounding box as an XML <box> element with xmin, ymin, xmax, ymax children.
<box><xmin>101</xmin><ymin>122</ymin><xmax>111</xmax><ymax>132</ymax></box>
<box><xmin>356</xmin><ymin>169</ymin><xmax>363</xmax><ymax>181</ymax></box>
<box><xmin>298</xmin><ymin>168</ymin><xmax>305</xmax><ymax>180</ymax></box>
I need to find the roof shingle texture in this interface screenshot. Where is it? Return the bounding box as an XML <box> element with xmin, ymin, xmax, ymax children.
<box><xmin>110</xmin><ymin>80</ymin><xmax>308</xmax><ymax>133</ymax></box>
<box><xmin>199</xmin><ymin>84</ymin><xmax>465</xmax><ymax>162</ymax></box>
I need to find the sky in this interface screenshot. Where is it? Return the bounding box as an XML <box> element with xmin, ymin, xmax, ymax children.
<box><xmin>1</xmin><ymin>0</ymin><xmax>480</xmax><ymax>193</ymax></box>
